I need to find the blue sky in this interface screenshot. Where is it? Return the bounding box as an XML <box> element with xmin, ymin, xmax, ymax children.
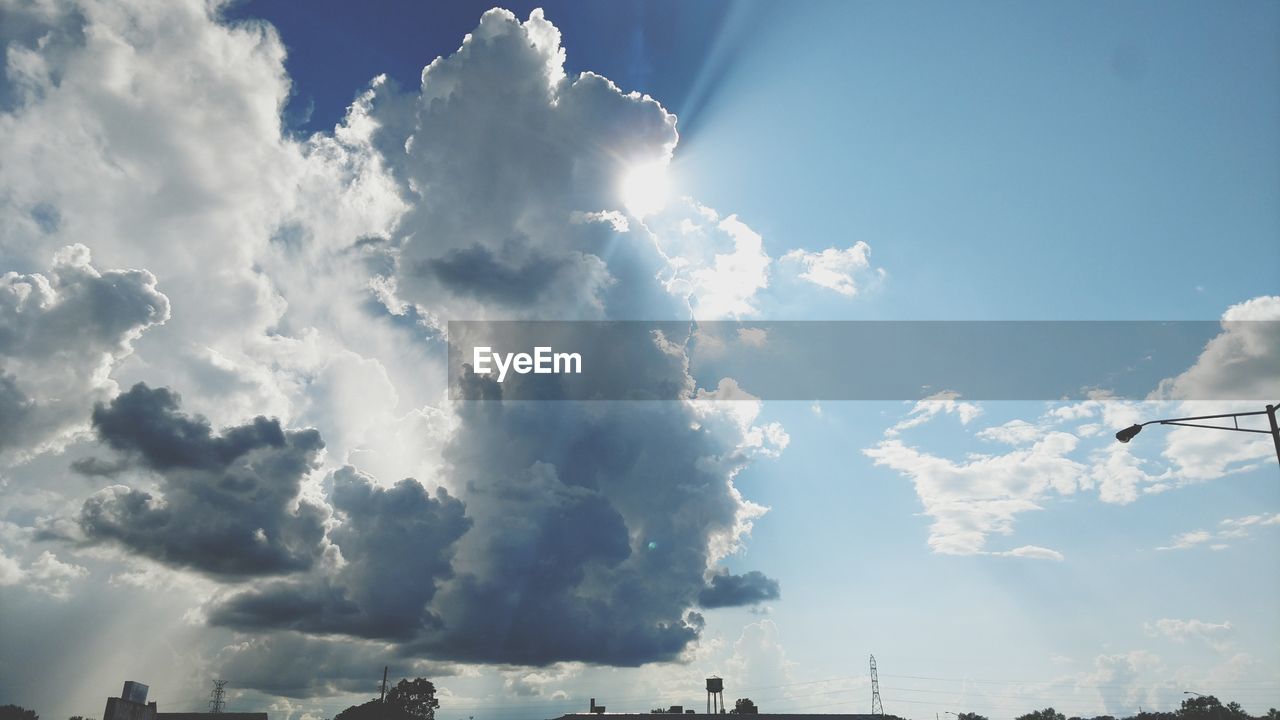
<box><xmin>1</xmin><ymin>1</ymin><xmax>1278</xmax><ymax>718</ymax></box>
<box><xmin>230</xmin><ymin>0</ymin><xmax>1279</xmax><ymax>321</ymax></box>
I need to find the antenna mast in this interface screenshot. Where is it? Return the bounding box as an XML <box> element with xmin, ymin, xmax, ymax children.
<box><xmin>870</xmin><ymin>655</ymin><xmax>884</xmax><ymax>716</ymax></box>
<box><xmin>208</xmin><ymin>679</ymin><xmax>228</xmax><ymax>714</ymax></box>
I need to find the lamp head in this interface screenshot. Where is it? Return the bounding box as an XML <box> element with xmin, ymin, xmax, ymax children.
<box><xmin>1116</xmin><ymin>424</ymin><xmax>1143</xmax><ymax>443</ymax></box>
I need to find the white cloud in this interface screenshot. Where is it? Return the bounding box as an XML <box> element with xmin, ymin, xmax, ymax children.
<box><xmin>1157</xmin><ymin>512</ymin><xmax>1280</xmax><ymax>551</ymax></box>
<box><xmin>884</xmin><ymin>390</ymin><xmax>983</xmax><ymax>436</ymax></box>
<box><xmin>694</xmin><ymin>377</ymin><xmax>791</xmax><ymax>459</ymax></box>
<box><xmin>737</xmin><ymin>327</ymin><xmax>768</xmax><ymax>347</ymax></box>
<box><xmin>864</xmin><ymin>430</ymin><xmax>1081</xmax><ymax>557</ymax></box>
<box><xmin>726</xmin><ymin>620</ymin><xmax>797</xmax><ymax>695</ymax></box>
<box><xmin>1156</xmin><ymin>530</ymin><xmax>1214</xmax><ymax>551</ymax></box>
<box><xmin>976</xmin><ymin>419</ymin><xmax>1042</xmax><ymax>445</ymax></box>
<box><xmin>0</xmin><ymin>548</ymin><xmax>87</xmax><ymax>599</ymax></box>
<box><xmin>686</xmin><ymin>215</ymin><xmax>772</xmax><ymax>319</ymax></box>
<box><xmin>649</xmin><ymin>202</ymin><xmax>773</xmax><ymax>319</ymax></box>
<box><xmin>994</xmin><ymin>545</ymin><xmax>1064</xmax><ymax>561</ymax></box>
<box><xmin>1155</xmin><ymin>295</ymin><xmax>1280</xmax><ymax>402</ymax></box>
<box><xmin>1145</xmin><ymin>618</ymin><xmax>1234</xmax><ymax>651</ymax></box>
<box><xmin>780</xmin><ymin>242</ymin><xmax>881</xmax><ymax>297</ymax></box>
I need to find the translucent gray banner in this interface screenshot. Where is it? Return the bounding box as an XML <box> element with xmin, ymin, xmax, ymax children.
<box><xmin>446</xmin><ymin>321</ymin><xmax>1278</xmax><ymax>401</ymax></box>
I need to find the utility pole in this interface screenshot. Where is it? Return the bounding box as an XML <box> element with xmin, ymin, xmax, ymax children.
<box><xmin>1269</xmin><ymin>404</ymin><xmax>1280</xmax><ymax>467</ymax></box>
<box><xmin>381</xmin><ymin>666</ymin><xmax>389</xmax><ymax>703</ymax></box>
<box><xmin>208</xmin><ymin>680</ymin><xmax>228</xmax><ymax>714</ymax></box>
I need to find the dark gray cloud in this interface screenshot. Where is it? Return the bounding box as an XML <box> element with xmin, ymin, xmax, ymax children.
<box><xmin>698</xmin><ymin>570</ymin><xmax>780</xmax><ymax>608</ymax></box>
<box><xmin>209</xmin><ymin>466</ymin><xmax>470</xmax><ymax>640</ymax></box>
<box><xmin>210</xmin><ymin>385</ymin><xmax>776</xmax><ymax>667</ymax></box>
<box><xmin>88</xmin><ymin>382</ymin><xmax>292</xmax><ymax>471</ymax></box>
<box><xmin>402</xmin><ymin>387</ymin><xmax>765</xmax><ymax>666</ymax></box>
<box><xmin>420</xmin><ymin>243</ymin><xmax>594</xmax><ymax>307</ymax></box>
<box><xmin>74</xmin><ymin>383</ymin><xmax>329</xmax><ymax>578</ymax></box>
<box><xmin>214</xmin><ymin>633</ymin><xmax>458</xmax><ymax>699</ymax></box>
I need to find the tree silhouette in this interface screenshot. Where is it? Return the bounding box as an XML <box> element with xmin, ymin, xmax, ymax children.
<box><xmin>731</xmin><ymin>699</ymin><xmax>758</xmax><ymax>714</ymax></box>
<box><xmin>0</xmin><ymin>707</ymin><xmax>38</xmax><ymax>720</ymax></box>
<box><xmin>1176</xmin><ymin>695</ymin><xmax>1253</xmax><ymax>720</ymax></box>
<box><xmin>940</xmin><ymin>700</ymin><xmax>1279</xmax><ymax>720</ymax></box>
<box><xmin>333</xmin><ymin>677</ymin><xmax>438</xmax><ymax>720</ymax></box>
<box><xmin>387</xmin><ymin>678</ymin><xmax>440</xmax><ymax>720</ymax></box>
<box><xmin>1017</xmin><ymin>708</ymin><xmax>1066</xmax><ymax>720</ymax></box>
<box><xmin>333</xmin><ymin>700</ymin><xmax>412</xmax><ymax>720</ymax></box>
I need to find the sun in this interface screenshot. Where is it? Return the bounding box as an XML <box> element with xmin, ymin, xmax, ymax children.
<box><xmin>620</xmin><ymin>161</ymin><xmax>671</xmax><ymax>219</ymax></box>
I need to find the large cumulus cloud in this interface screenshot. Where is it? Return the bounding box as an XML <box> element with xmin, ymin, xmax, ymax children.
<box><xmin>2</xmin><ymin>0</ymin><xmax>786</xmax><ymax>699</ymax></box>
<box><xmin>199</xmin><ymin>8</ymin><xmax>781</xmax><ymax>669</ymax></box>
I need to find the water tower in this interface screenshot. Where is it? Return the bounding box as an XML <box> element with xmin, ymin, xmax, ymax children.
<box><xmin>706</xmin><ymin>677</ymin><xmax>724</xmax><ymax>714</ymax></box>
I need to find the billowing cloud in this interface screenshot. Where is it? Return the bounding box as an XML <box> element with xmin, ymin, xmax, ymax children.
<box><xmin>206</xmin><ymin>8</ymin><xmax>777</xmax><ymax>670</ymax></box>
<box><xmin>362</xmin><ymin>8</ymin><xmax>681</xmax><ymax>323</ymax></box>
<box><xmin>0</xmin><ymin>244</ymin><xmax>169</xmax><ymax>459</ymax></box>
<box><xmin>73</xmin><ymin>383</ymin><xmax>329</xmax><ymax>578</ymax></box>
<box><xmin>0</xmin><ymin>0</ymin><xmax>786</xmax><ymax>700</ymax></box>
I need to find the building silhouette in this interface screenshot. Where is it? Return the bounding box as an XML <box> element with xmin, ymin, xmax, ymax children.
<box><xmin>560</xmin><ymin>676</ymin><xmax>890</xmax><ymax>720</ymax></box>
<box><xmin>102</xmin><ymin>681</ymin><xmax>267</xmax><ymax>720</ymax></box>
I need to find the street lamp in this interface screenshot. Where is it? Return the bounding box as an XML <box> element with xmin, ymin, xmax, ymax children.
<box><xmin>1184</xmin><ymin>692</ymin><xmax>1206</xmax><ymax>698</ymax></box>
<box><xmin>1115</xmin><ymin>403</ymin><xmax>1280</xmax><ymax>467</ymax></box>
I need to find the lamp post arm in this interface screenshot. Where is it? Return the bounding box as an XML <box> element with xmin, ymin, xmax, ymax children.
<box><xmin>1141</xmin><ymin>409</ymin><xmax>1269</xmax><ymax>427</ymax></box>
<box><xmin>1117</xmin><ymin>403</ymin><xmax>1280</xmax><ymax>470</ymax></box>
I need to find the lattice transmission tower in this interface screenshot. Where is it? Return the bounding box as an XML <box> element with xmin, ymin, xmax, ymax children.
<box><xmin>208</xmin><ymin>679</ymin><xmax>228</xmax><ymax>714</ymax></box>
<box><xmin>869</xmin><ymin>655</ymin><xmax>884</xmax><ymax>716</ymax></box>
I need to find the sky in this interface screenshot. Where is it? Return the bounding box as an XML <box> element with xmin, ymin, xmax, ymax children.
<box><xmin>0</xmin><ymin>1</ymin><xmax>1278</xmax><ymax>719</ymax></box>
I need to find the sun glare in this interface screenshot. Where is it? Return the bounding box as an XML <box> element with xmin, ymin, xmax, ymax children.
<box><xmin>620</xmin><ymin>161</ymin><xmax>671</xmax><ymax>219</ymax></box>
